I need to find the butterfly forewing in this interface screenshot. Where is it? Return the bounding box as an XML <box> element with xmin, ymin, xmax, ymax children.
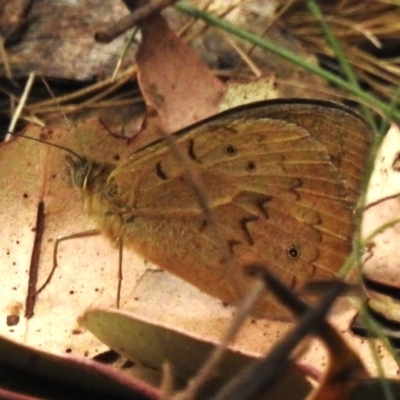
<box><xmin>230</xmin><ymin>99</ymin><xmax>371</xmax><ymax>203</ymax></box>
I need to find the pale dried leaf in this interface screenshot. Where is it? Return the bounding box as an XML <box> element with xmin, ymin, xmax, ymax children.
<box><xmin>362</xmin><ymin>124</ymin><xmax>400</xmax><ymax>322</ymax></box>
<box><xmin>80</xmin><ymin>306</ymin><xmax>312</xmax><ymax>399</ymax></box>
<box><xmin>218</xmin><ymin>76</ymin><xmax>278</xmax><ymax>111</ymax></box>
<box><xmin>0</xmin><ymin>121</ymin><xmax>147</xmax><ymax>355</ymax></box>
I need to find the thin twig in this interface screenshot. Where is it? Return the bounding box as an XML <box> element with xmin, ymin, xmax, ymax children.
<box><xmin>95</xmin><ymin>0</ymin><xmax>178</xmax><ymax>43</ymax></box>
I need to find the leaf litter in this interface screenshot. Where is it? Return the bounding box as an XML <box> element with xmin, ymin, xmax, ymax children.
<box><xmin>0</xmin><ymin>1</ymin><xmax>399</xmax><ymax>399</ymax></box>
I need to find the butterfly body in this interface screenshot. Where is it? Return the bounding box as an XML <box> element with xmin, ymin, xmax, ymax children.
<box><xmin>68</xmin><ymin>100</ymin><xmax>372</xmax><ymax>316</ymax></box>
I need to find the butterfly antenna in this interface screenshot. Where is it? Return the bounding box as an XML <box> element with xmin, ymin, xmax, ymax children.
<box><xmin>3</xmin><ymin>73</ymin><xmax>84</xmax><ymax>160</ymax></box>
<box><xmin>6</xmin><ymin>130</ymin><xmax>84</xmax><ymax>160</ymax></box>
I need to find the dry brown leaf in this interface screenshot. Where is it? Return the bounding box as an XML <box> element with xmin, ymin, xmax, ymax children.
<box><xmin>0</xmin><ymin>334</ymin><xmax>160</xmax><ymax>399</ymax></box>
<box><xmin>136</xmin><ymin>12</ymin><xmax>225</xmax><ymax>134</ymax></box>
<box><xmin>0</xmin><ymin>0</ymin><xmax>134</xmax><ymax>80</ymax></box>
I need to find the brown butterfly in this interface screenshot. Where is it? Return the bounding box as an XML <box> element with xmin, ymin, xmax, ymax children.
<box><xmin>64</xmin><ymin>99</ymin><xmax>372</xmax><ymax>317</ymax></box>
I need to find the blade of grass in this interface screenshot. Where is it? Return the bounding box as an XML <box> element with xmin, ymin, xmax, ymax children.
<box><xmin>305</xmin><ymin>0</ymin><xmax>377</xmax><ymax>131</ymax></box>
<box><xmin>359</xmin><ymin>304</ymin><xmax>400</xmax><ymax>400</ymax></box>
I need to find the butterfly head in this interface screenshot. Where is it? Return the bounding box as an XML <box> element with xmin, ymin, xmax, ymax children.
<box><xmin>65</xmin><ymin>154</ymin><xmax>116</xmax><ymax>192</ymax></box>
<box><xmin>65</xmin><ymin>154</ymin><xmax>93</xmax><ymax>190</ymax></box>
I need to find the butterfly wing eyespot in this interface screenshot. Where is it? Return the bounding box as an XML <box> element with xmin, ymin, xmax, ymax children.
<box><xmin>224</xmin><ymin>144</ymin><xmax>237</xmax><ymax>156</ymax></box>
<box><xmin>286</xmin><ymin>245</ymin><xmax>301</xmax><ymax>259</ymax></box>
<box><xmin>245</xmin><ymin>161</ymin><xmax>256</xmax><ymax>172</ymax></box>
